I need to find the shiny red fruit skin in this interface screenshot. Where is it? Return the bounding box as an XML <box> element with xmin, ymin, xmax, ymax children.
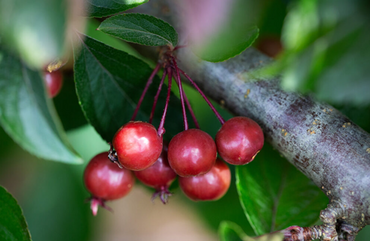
<box><xmin>216</xmin><ymin>117</ymin><xmax>264</xmax><ymax>165</ymax></box>
<box><xmin>84</xmin><ymin>152</ymin><xmax>135</xmax><ymax>200</ymax></box>
<box><xmin>44</xmin><ymin>70</ymin><xmax>63</xmax><ymax>98</ymax></box>
<box><xmin>135</xmin><ymin>144</ymin><xmax>177</xmax><ymax>188</ymax></box>
<box><xmin>168</xmin><ymin>129</ymin><xmax>217</xmax><ymax>177</ymax></box>
<box><xmin>179</xmin><ymin>159</ymin><xmax>231</xmax><ymax>201</ymax></box>
<box><xmin>113</xmin><ymin>121</ymin><xmax>163</xmax><ymax>171</ymax></box>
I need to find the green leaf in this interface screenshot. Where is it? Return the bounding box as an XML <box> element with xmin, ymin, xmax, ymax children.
<box><xmin>0</xmin><ymin>186</ymin><xmax>31</xmax><ymax>241</ymax></box>
<box><xmin>219</xmin><ymin>221</ymin><xmax>284</xmax><ymax>241</ymax></box>
<box><xmin>73</xmin><ymin>34</ymin><xmax>184</xmax><ymax>142</ymax></box>
<box><xmin>0</xmin><ymin>0</ymin><xmax>67</xmax><ymax>68</ymax></box>
<box><xmin>280</xmin><ymin>0</ymin><xmax>370</xmax><ymax>105</ymax></box>
<box><xmin>236</xmin><ymin>143</ymin><xmax>328</xmax><ymax>235</ymax></box>
<box><xmin>191</xmin><ymin>0</ymin><xmax>259</xmax><ymax>62</ymax></box>
<box><xmin>86</xmin><ymin>19</ymin><xmax>144</xmax><ymax>60</ymax></box>
<box><xmin>194</xmin><ymin>25</ymin><xmax>259</xmax><ymax>63</ymax></box>
<box><xmin>98</xmin><ymin>13</ymin><xmax>178</xmax><ymax>47</ymax></box>
<box><xmin>0</xmin><ymin>47</ymin><xmax>82</xmax><ymax>164</ymax></box>
<box><xmin>87</xmin><ymin>0</ymin><xmax>148</xmax><ymax>18</ymax></box>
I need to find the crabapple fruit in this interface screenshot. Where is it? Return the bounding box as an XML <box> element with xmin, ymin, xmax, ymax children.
<box><xmin>168</xmin><ymin>129</ymin><xmax>217</xmax><ymax>177</ymax></box>
<box><xmin>84</xmin><ymin>152</ymin><xmax>135</xmax><ymax>215</ymax></box>
<box><xmin>179</xmin><ymin>159</ymin><xmax>231</xmax><ymax>201</ymax></box>
<box><xmin>135</xmin><ymin>143</ymin><xmax>177</xmax><ymax>203</ymax></box>
<box><xmin>216</xmin><ymin>116</ymin><xmax>264</xmax><ymax>165</ymax></box>
<box><xmin>113</xmin><ymin>121</ymin><xmax>163</xmax><ymax>171</ymax></box>
<box><xmin>44</xmin><ymin>70</ymin><xmax>63</xmax><ymax>98</ymax></box>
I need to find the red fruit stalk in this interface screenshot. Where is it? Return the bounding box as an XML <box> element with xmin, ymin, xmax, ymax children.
<box><xmin>149</xmin><ymin>69</ymin><xmax>167</xmax><ymax>124</ymax></box>
<box><xmin>157</xmin><ymin>67</ymin><xmax>173</xmax><ymax>137</ymax></box>
<box><xmin>131</xmin><ymin>63</ymin><xmax>161</xmax><ymax>121</ymax></box>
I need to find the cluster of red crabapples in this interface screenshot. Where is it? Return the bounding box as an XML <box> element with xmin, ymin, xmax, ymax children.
<box><xmin>83</xmin><ymin>47</ymin><xmax>264</xmax><ymax>215</ymax></box>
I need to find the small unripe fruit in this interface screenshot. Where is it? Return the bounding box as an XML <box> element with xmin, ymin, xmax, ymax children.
<box><xmin>113</xmin><ymin>121</ymin><xmax>163</xmax><ymax>171</ymax></box>
<box><xmin>179</xmin><ymin>159</ymin><xmax>231</xmax><ymax>201</ymax></box>
<box><xmin>168</xmin><ymin>129</ymin><xmax>217</xmax><ymax>177</ymax></box>
<box><xmin>44</xmin><ymin>70</ymin><xmax>63</xmax><ymax>98</ymax></box>
<box><xmin>216</xmin><ymin>116</ymin><xmax>264</xmax><ymax>165</ymax></box>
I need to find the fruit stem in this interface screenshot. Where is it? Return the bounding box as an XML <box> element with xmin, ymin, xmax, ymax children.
<box><xmin>157</xmin><ymin>67</ymin><xmax>172</xmax><ymax>137</ymax></box>
<box><xmin>180</xmin><ymin>69</ymin><xmax>225</xmax><ymax>125</ymax></box>
<box><xmin>151</xmin><ymin>186</ymin><xmax>172</xmax><ymax>204</ymax></box>
<box><xmin>149</xmin><ymin>69</ymin><xmax>167</xmax><ymax>124</ymax></box>
<box><xmin>172</xmin><ymin>58</ymin><xmax>188</xmax><ymax>130</ymax></box>
<box><xmin>131</xmin><ymin>63</ymin><xmax>161</xmax><ymax>121</ymax></box>
<box><xmin>173</xmin><ymin>45</ymin><xmax>187</xmax><ymax>51</ymax></box>
<box><xmin>108</xmin><ymin>142</ymin><xmax>123</xmax><ymax>169</ymax></box>
<box><xmin>172</xmin><ymin>67</ymin><xmax>200</xmax><ymax>129</ymax></box>
<box><xmin>183</xmin><ymin>87</ymin><xmax>200</xmax><ymax>129</ymax></box>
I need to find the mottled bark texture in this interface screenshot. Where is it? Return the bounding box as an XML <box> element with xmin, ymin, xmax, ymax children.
<box><xmin>135</xmin><ymin>1</ymin><xmax>370</xmax><ymax>240</ymax></box>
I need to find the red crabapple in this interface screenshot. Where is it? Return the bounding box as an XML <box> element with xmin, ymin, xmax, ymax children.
<box><xmin>179</xmin><ymin>159</ymin><xmax>231</xmax><ymax>201</ymax></box>
<box><xmin>135</xmin><ymin>143</ymin><xmax>177</xmax><ymax>203</ymax></box>
<box><xmin>216</xmin><ymin>116</ymin><xmax>264</xmax><ymax>165</ymax></box>
<box><xmin>113</xmin><ymin>121</ymin><xmax>163</xmax><ymax>171</ymax></box>
<box><xmin>44</xmin><ymin>70</ymin><xmax>63</xmax><ymax>98</ymax></box>
<box><xmin>84</xmin><ymin>152</ymin><xmax>135</xmax><ymax>215</ymax></box>
<box><xmin>168</xmin><ymin>129</ymin><xmax>217</xmax><ymax>177</ymax></box>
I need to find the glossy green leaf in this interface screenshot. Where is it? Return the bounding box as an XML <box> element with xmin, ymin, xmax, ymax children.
<box><xmin>194</xmin><ymin>25</ymin><xmax>259</xmax><ymax>63</ymax></box>
<box><xmin>236</xmin><ymin>144</ymin><xmax>328</xmax><ymax>235</ymax></box>
<box><xmin>0</xmin><ymin>47</ymin><xmax>82</xmax><ymax>164</ymax></box>
<box><xmin>87</xmin><ymin>0</ymin><xmax>148</xmax><ymax>18</ymax></box>
<box><xmin>98</xmin><ymin>13</ymin><xmax>178</xmax><ymax>47</ymax></box>
<box><xmin>0</xmin><ymin>186</ymin><xmax>31</xmax><ymax>241</ymax></box>
<box><xmin>86</xmin><ymin>19</ymin><xmax>144</xmax><ymax>60</ymax></box>
<box><xmin>219</xmin><ymin>221</ymin><xmax>284</xmax><ymax>241</ymax></box>
<box><xmin>0</xmin><ymin>0</ymin><xmax>66</xmax><ymax>68</ymax></box>
<box><xmin>280</xmin><ymin>0</ymin><xmax>370</xmax><ymax>105</ymax></box>
<box><xmin>73</xmin><ymin>34</ymin><xmax>184</xmax><ymax>142</ymax></box>
<box><xmin>191</xmin><ymin>0</ymin><xmax>260</xmax><ymax>62</ymax></box>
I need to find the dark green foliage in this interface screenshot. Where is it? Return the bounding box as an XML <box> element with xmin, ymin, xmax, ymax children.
<box><xmin>236</xmin><ymin>144</ymin><xmax>328</xmax><ymax>235</ymax></box>
<box><xmin>0</xmin><ymin>47</ymin><xmax>82</xmax><ymax>164</ymax></box>
<box><xmin>279</xmin><ymin>0</ymin><xmax>370</xmax><ymax>105</ymax></box>
<box><xmin>87</xmin><ymin>0</ymin><xmax>148</xmax><ymax>18</ymax></box>
<box><xmin>99</xmin><ymin>13</ymin><xmax>178</xmax><ymax>47</ymax></box>
<box><xmin>73</xmin><ymin>34</ymin><xmax>184</xmax><ymax>142</ymax></box>
<box><xmin>0</xmin><ymin>186</ymin><xmax>31</xmax><ymax>241</ymax></box>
